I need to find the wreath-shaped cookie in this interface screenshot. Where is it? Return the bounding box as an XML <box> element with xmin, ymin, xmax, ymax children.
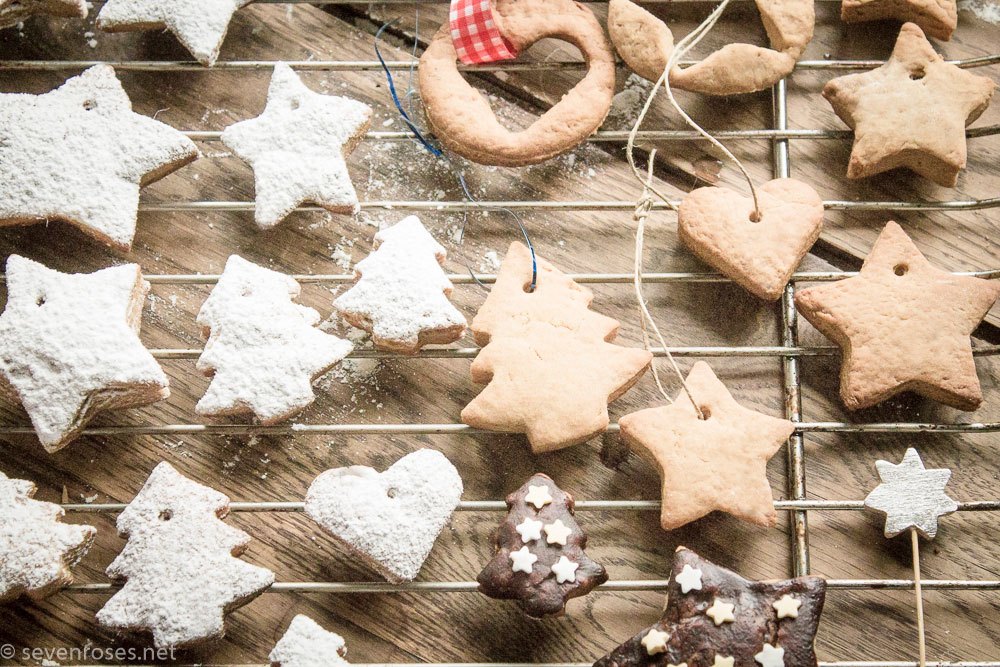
<box><xmin>608</xmin><ymin>0</ymin><xmax>814</xmax><ymax>95</ymax></box>
<box><xmin>419</xmin><ymin>0</ymin><xmax>616</xmax><ymax>166</ymax></box>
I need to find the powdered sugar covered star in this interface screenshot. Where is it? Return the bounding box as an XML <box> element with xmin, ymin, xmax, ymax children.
<box><xmin>97</xmin><ymin>0</ymin><xmax>251</xmax><ymax>66</ymax></box>
<box><xmin>221</xmin><ymin>63</ymin><xmax>372</xmax><ymax>229</ymax></box>
<box><xmin>864</xmin><ymin>448</ymin><xmax>957</xmax><ymax>539</ymax></box>
<box><xmin>0</xmin><ymin>65</ymin><xmax>197</xmax><ymax>250</ymax></box>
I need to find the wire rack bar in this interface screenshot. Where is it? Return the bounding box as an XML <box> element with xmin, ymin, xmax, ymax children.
<box><xmin>39</xmin><ymin>664</ymin><xmax>1000</xmax><ymax>667</ymax></box>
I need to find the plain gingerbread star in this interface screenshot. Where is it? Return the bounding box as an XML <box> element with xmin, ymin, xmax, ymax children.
<box><xmin>221</xmin><ymin>63</ymin><xmax>372</xmax><ymax>229</ymax></box>
<box><xmin>840</xmin><ymin>0</ymin><xmax>957</xmax><ymax>41</ymax></box>
<box><xmin>863</xmin><ymin>448</ymin><xmax>957</xmax><ymax>539</ymax></box>
<box><xmin>0</xmin><ymin>256</ymin><xmax>170</xmax><ymax>453</ymax></box>
<box><xmin>822</xmin><ymin>22</ymin><xmax>995</xmax><ymax>187</ymax></box>
<box><xmin>97</xmin><ymin>0</ymin><xmax>251</xmax><ymax>66</ymax></box>
<box><xmin>0</xmin><ymin>65</ymin><xmax>198</xmax><ymax>251</ymax></box>
<box><xmin>619</xmin><ymin>361</ymin><xmax>794</xmax><ymax>530</ymax></box>
<box><xmin>794</xmin><ymin>221</ymin><xmax>1000</xmax><ymax>411</ymax></box>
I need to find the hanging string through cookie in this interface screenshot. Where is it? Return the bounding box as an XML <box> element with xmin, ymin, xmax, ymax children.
<box><xmin>374</xmin><ymin>21</ymin><xmax>538</xmax><ymax>291</ymax></box>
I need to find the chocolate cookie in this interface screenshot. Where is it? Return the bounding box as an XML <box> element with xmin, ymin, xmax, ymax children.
<box><xmin>478</xmin><ymin>474</ymin><xmax>608</xmax><ymax>617</ymax></box>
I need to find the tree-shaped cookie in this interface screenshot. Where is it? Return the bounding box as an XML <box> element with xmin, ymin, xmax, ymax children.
<box><xmin>477</xmin><ymin>474</ymin><xmax>607</xmax><ymax>617</ymax></box>
<box><xmin>96</xmin><ymin>462</ymin><xmax>274</xmax><ymax>649</ymax></box>
<box><xmin>195</xmin><ymin>256</ymin><xmax>353</xmax><ymax>424</ymax></box>
<box><xmin>461</xmin><ymin>242</ymin><xmax>652</xmax><ymax>452</ymax></box>
<box><xmin>270</xmin><ymin>614</ymin><xmax>349</xmax><ymax>667</ymax></box>
<box><xmin>1</xmin><ymin>470</ymin><xmax>96</xmax><ymax>603</ymax></box>
<box><xmin>334</xmin><ymin>216</ymin><xmax>467</xmax><ymax>354</ymax></box>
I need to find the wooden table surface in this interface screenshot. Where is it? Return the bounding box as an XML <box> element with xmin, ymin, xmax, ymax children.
<box><xmin>0</xmin><ymin>1</ymin><xmax>998</xmax><ymax>665</ymax></box>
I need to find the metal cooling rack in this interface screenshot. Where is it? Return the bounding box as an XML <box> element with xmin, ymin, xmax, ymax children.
<box><xmin>2</xmin><ymin>1</ymin><xmax>1000</xmax><ymax>665</ymax></box>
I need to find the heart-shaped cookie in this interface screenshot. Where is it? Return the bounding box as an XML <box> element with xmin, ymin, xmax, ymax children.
<box><xmin>678</xmin><ymin>178</ymin><xmax>824</xmax><ymax>301</ymax></box>
<box><xmin>304</xmin><ymin>449</ymin><xmax>463</xmax><ymax>583</ymax></box>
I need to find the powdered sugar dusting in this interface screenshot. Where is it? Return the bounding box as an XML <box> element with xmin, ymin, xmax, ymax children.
<box><xmin>221</xmin><ymin>63</ymin><xmax>372</xmax><ymax>229</ymax></box>
<box><xmin>0</xmin><ymin>255</ymin><xmax>170</xmax><ymax>452</ymax></box>
<box><xmin>304</xmin><ymin>449</ymin><xmax>463</xmax><ymax>583</ymax></box>
<box><xmin>96</xmin><ymin>462</ymin><xmax>274</xmax><ymax>649</ymax></box>
<box><xmin>0</xmin><ymin>470</ymin><xmax>96</xmax><ymax>601</ymax></box>
<box><xmin>195</xmin><ymin>256</ymin><xmax>353</xmax><ymax>424</ymax></box>
<box><xmin>270</xmin><ymin>615</ymin><xmax>348</xmax><ymax>667</ymax></box>
<box><xmin>0</xmin><ymin>65</ymin><xmax>198</xmax><ymax>250</ymax></box>
<box><xmin>333</xmin><ymin>216</ymin><xmax>466</xmax><ymax>353</ymax></box>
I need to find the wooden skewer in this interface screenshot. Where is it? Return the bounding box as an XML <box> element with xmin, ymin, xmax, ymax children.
<box><xmin>911</xmin><ymin>528</ymin><xmax>927</xmax><ymax>667</ymax></box>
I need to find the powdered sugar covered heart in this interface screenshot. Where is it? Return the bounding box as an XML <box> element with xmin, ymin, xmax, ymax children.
<box><xmin>304</xmin><ymin>449</ymin><xmax>463</xmax><ymax>583</ymax></box>
<box><xmin>334</xmin><ymin>216</ymin><xmax>467</xmax><ymax>353</ymax></box>
<box><xmin>270</xmin><ymin>615</ymin><xmax>348</xmax><ymax>667</ymax></box>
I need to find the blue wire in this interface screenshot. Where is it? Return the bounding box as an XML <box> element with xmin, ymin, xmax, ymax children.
<box><xmin>373</xmin><ymin>20</ymin><xmax>538</xmax><ymax>292</ymax></box>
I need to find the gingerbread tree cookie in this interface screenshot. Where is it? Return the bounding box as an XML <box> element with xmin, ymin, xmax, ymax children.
<box><xmin>334</xmin><ymin>216</ymin><xmax>466</xmax><ymax>354</ymax></box>
<box><xmin>478</xmin><ymin>474</ymin><xmax>607</xmax><ymax>617</ymax></box>
<box><xmin>619</xmin><ymin>362</ymin><xmax>794</xmax><ymax>530</ymax></box>
<box><xmin>0</xmin><ymin>65</ymin><xmax>198</xmax><ymax>250</ymax></box>
<box><xmin>221</xmin><ymin>63</ymin><xmax>372</xmax><ymax>229</ymax></box>
<box><xmin>794</xmin><ymin>221</ymin><xmax>1000</xmax><ymax>411</ymax></box>
<box><xmin>822</xmin><ymin>22</ymin><xmax>995</xmax><ymax>187</ymax></box>
<box><xmin>461</xmin><ymin>242</ymin><xmax>652</xmax><ymax>452</ymax></box>
<box><xmin>270</xmin><ymin>615</ymin><xmax>349</xmax><ymax>667</ymax></box>
<box><xmin>0</xmin><ymin>471</ymin><xmax>96</xmax><ymax>603</ymax></box>
<box><xmin>0</xmin><ymin>255</ymin><xmax>170</xmax><ymax>453</ymax></box>
<box><xmin>96</xmin><ymin>462</ymin><xmax>274</xmax><ymax>649</ymax></box>
<box><xmin>195</xmin><ymin>256</ymin><xmax>353</xmax><ymax>424</ymax></box>
<box><xmin>594</xmin><ymin>547</ymin><xmax>826</xmax><ymax>667</ymax></box>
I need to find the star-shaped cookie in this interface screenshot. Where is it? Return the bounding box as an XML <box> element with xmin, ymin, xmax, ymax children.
<box><xmin>619</xmin><ymin>361</ymin><xmax>794</xmax><ymax>530</ymax></box>
<box><xmin>0</xmin><ymin>256</ymin><xmax>170</xmax><ymax>453</ymax></box>
<box><xmin>794</xmin><ymin>221</ymin><xmax>1000</xmax><ymax>411</ymax></box>
<box><xmin>0</xmin><ymin>65</ymin><xmax>198</xmax><ymax>250</ymax></box>
<box><xmin>594</xmin><ymin>547</ymin><xmax>826</xmax><ymax>667</ymax></box>
<box><xmin>221</xmin><ymin>63</ymin><xmax>372</xmax><ymax>229</ymax></box>
<box><xmin>97</xmin><ymin>0</ymin><xmax>251</xmax><ymax>66</ymax></box>
<box><xmin>0</xmin><ymin>0</ymin><xmax>87</xmax><ymax>31</ymax></box>
<box><xmin>864</xmin><ymin>448</ymin><xmax>957</xmax><ymax>539</ymax></box>
<box><xmin>822</xmin><ymin>22</ymin><xmax>995</xmax><ymax>187</ymax></box>
<box><xmin>841</xmin><ymin>0</ymin><xmax>957</xmax><ymax>41</ymax></box>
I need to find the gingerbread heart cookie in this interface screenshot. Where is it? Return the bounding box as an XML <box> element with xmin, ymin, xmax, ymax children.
<box><xmin>678</xmin><ymin>178</ymin><xmax>824</xmax><ymax>301</ymax></box>
<box><xmin>305</xmin><ymin>449</ymin><xmax>463</xmax><ymax>583</ymax></box>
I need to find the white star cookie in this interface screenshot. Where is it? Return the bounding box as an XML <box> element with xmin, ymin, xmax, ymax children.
<box><xmin>270</xmin><ymin>615</ymin><xmax>348</xmax><ymax>667</ymax></box>
<box><xmin>194</xmin><ymin>256</ymin><xmax>353</xmax><ymax>425</ymax></box>
<box><xmin>0</xmin><ymin>256</ymin><xmax>169</xmax><ymax>452</ymax></box>
<box><xmin>305</xmin><ymin>449</ymin><xmax>463</xmax><ymax>583</ymax></box>
<box><xmin>0</xmin><ymin>470</ymin><xmax>96</xmax><ymax>602</ymax></box>
<box><xmin>864</xmin><ymin>448</ymin><xmax>958</xmax><ymax>539</ymax></box>
<box><xmin>334</xmin><ymin>216</ymin><xmax>467</xmax><ymax>354</ymax></box>
<box><xmin>97</xmin><ymin>0</ymin><xmax>250</xmax><ymax>66</ymax></box>
<box><xmin>0</xmin><ymin>0</ymin><xmax>86</xmax><ymax>31</ymax></box>
<box><xmin>221</xmin><ymin>63</ymin><xmax>372</xmax><ymax>229</ymax></box>
<box><xmin>96</xmin><ymin>462</ymin><xmax>274</xmax><ymax>649</ymax></box>
<box><xmin>0</xmin><ymin>65</ymin><xmax>198</xmax><ymax>250</ymax></box>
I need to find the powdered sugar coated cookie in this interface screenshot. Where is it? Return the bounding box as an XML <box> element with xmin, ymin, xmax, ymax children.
<box><xmin>0</xmin><ymin>470</ymin><xmax>97</xmax><ymax>603</ymax></box>
<box><xmin>334</xmin><ymin>216</ymin><xmax>467</xmax><ymax>353</ymax></box>
<box><xmin>0</xmin><ymin>65</ymin><xmax>198</xmax><ymax>250</ymax></box>
<box><xmin>96</xmin><ymin>462</ymin><xmax>274</xmax><ymax>649</ymax></box>
<box><xmin>221</xmin><ymin>63</ymin><xmax>372</xmax><ymax>229</ymax></box>
<box><xmin>0</xmin><ymin>255</ymin><xmax>170</xmax><ymax>453</ymax></box>
<box><xmin>305</xmin><ymin>449</ymin><xmax>463</xmax><ymax>583</ymax></box>
<box><xmin>195</xmin><ymin>256</ymin><xmax>353</xmax><ymax>424</ymax></box>
<box><xmin>270</xmin><ymin>615</ymin><xmax>348</xmax><ymax>667</ymax></box>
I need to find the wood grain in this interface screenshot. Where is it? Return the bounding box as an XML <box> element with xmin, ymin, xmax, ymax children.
<box><xmin>0</xmin><ymin>2</ymin><xmax>998</xmax><ymax>666</ymax></box>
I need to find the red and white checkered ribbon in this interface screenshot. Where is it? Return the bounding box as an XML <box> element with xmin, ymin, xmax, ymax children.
<box><xmin>449</xmin><ymin>0</ymin><xmax>518</xmax><ymax>64</ymax></box>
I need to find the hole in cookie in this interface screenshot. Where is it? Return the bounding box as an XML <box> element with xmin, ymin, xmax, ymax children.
<box><xmin>894</xmin><ymin>264</ymin><xmax>908</xmax><ymax>276</ymax></box>
<box><xmin>240</xmin><ymin>286</ymin><xmax>253</xmax><ymax>297</ymax></box>
<box><xmin>697</xmin><ymin>406</ymin><xmax>712</xmax><ymax>420</ymax></box>
<box><xmin>748</xmin><ymin>210</ymin><xmax>762</xmax><ymax>223</ymax></box>
<box><xmin>290</xmin><ymin>97</ymin><xmax>301</xmax><ymax>111</ymax></box>
<box><xmin>158</xmin><ymin>509</ymin><xmax>173</xmax><ymax>521</ymax></box>
<box><xmin>386</xmin><ymin>487</ymin><xmax>398</xmax><ymax>499</ymax></box>
<box><xmin>35</xmin><ymin>294</ymin><xmax>46</xmax><ymax>306</ymax></box>
<box><xmin>910</xmin><ymin>70</ymin><xmax>925</xmax><ymax>81</ymax></box>
<box><xmin>82</xmin><ymin>99</ymin><xmax>97</xmax><ymax>110</ymax></box>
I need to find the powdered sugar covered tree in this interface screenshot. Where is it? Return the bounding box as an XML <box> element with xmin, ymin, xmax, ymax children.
<box><xmin>334</xmin><ymin>216</ymin><xmax>466</xmax><ymax>354</ymax></box>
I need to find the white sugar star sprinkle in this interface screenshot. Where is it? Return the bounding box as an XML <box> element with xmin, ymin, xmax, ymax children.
<box><xmin>515</xmin><ymin>518</ymin><xmax>543</xmax><ymax>543</ymax></box>
<box><xmin>675</xmin><ymin>563</ymin><xmax>703</xmax><ymax>593</ymax></box>
<box><xmin>773</xmin><ymin>594</ymin><xmax>801</xmax><ymax>619</ymax></box>
<box><xmin>509</xmin><ymin>546</ymin><xmax>537</xmax><ymax>574</ymax></box>
<box><xmin>713</xmin><ymin>656</ymin><xmax>735</xmax><ymax>667</ymax></box>
<box><xmin>544</xmin><ymin>519</ymin><xmax>573</xmax><ymax>546</ymax></box>
<box><xmin>0</xmin><ymin>65</ymin><xmax>197</xmax><ymax>251</ymax></box>
<box><xmin>864</xmin><ymin>448</ymin><xmax>958</xmax><ymax>539</ymax></box>
<box><xmin>755</xmin><ymin>643</ymin><xmax>785</xmax><ymax>667</ymax></box>
<box><xmin>221</xmin><ymin>63</ymin><xmax>372</xmax><ymax>229</ymax></box>
<box><xmin>640</xmin><ymin>628</ymin><xmax>670</xmax><ymax>656</ymax></box>
<box><xmin>550</xmin><ymin>555</ymin><xmax>579</xmax><ymax>583</ymax></box>
<box><xmin>524</xmin><ymin>484</ymin><xmax>553</xmax><ymax>509</ymax></box>
<box><xmin>705</xmin><ymin>598</ymin><xmax>736</xmax><ymax>625</ymax></box>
